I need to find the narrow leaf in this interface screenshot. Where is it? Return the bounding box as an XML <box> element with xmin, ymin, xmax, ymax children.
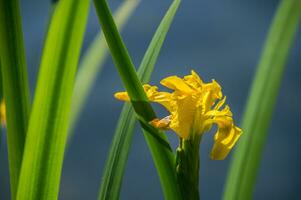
<box><xmin>223</xmin><ymin>1</ymin><xmax>301</xmax><ymax>199</ymax></box>
<box><xmin>16</xmin><ymin>0</ymin><xmax>90</xmax><ymax>199</ymax></box>
<box><xmin>98</xmin><ymin>0</ymin><xmax>180</xmax><ymax>199</ymax></box>
<box><xmin>93</xmin><ymin>0</ymin><xmax>183</xmax><ymax>199</ymax></box>
<box><xmin>0</xmin><ymin>0</ymin><xmax>30</xmax><ymax>198</ymax></box>
<box><xmin>69</xmin><ymin>0</ymin><xmax>140</xmax><ymax>136</ymax></box>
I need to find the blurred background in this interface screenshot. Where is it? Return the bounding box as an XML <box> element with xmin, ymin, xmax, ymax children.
<box><xmin>1</xmin><ymin>0</ymin><xmax>301</xmax><ymax>199</ymax></box>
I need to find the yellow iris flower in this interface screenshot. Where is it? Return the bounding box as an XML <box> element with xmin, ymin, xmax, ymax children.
<box><xmin>115</xmin><ymin>70</ymin><xmax>242</xmax><ymax>160</ymax></box>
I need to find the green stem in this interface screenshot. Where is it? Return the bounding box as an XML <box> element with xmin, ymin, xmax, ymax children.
<box><xmin>223</xmin><ymin>1</ymin><xmax>301</xmax><ymax>199</ymax></box>
<box><xmin>176</xmin><ymin>136</ymin><xmax>201</xmax><ymax>200</ymax></box>
<box><xmin>0</xmin><ymin>0</ymin><xmax>30</xmax><ymax>198</ymax></box>
<box><xmin>93</xmin><ymin>0</ymin><xmax>183</xmax><ymax>199</ymax></box>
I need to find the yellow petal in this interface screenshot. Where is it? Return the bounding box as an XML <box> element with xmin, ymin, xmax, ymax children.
<box><xmin>214</xmin><ymin>96</ymin><xmax>226</xmax><ymax>110</ymax></box>
<box><xmin>143</xmin><ymin>84</ymin><xmax>173</xmax><ymax>111</ymax></box>
<box><xmin>203</xmin><ymin>80</ymin><xmax>222</xmax><ymax>99</ymax></box>
<box><xmin>114</xmin><ymin>92</ymin><xmax>130</xmax><ymax>101</ymax></box>
<box><xmin>210</xmin><ymin>124</ymin><xmax>242</xmax><ymax>160</ymax></box>
<box><xmin>183</xmin><ymin>70</ymin><xmax>204</xmax><ymax>90</ymax></box>
<box><xmin>191</xmin><ymin>70</ymin><xmax>204</xmax><ymax>84</ymax></box>
<box><xmin>160</xmin><ymin>76</ymin><xmax>194</xmax><ymax>94</ymax></box>
<box><xmin>169</xmin><ymin>95</ymin><xmax>197</xmax><ymax>139</ymax></box>
<box><xmin>205</xmin><ymin>105</ymin><xmax>232</xmax><ymax>118</ymax></box>
<box><xmin>197</xmin><ymin>80</ymin><xmax>223</xmax><ymax>113</ymax></box>
<box><xmin>0</xmin><ymin>100</ymin><xmax>6</xmax><ymax>127</ymax></box>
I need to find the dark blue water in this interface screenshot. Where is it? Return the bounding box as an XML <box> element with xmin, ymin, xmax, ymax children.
<box><xmin>1</xmin><ymin>0</ymin><xmax>300</xmax><ymax>199</ymax></box>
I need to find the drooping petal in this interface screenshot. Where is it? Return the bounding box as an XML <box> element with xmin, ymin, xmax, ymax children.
<box><xmin>201</xmin><ymin>101</ymin><xmax>241</xmax><ymax>160</ymax></box>
<box><xmin>210</xmin><ymin>124</ymin><xmax>242</xmax><ymax>160</ymax></box>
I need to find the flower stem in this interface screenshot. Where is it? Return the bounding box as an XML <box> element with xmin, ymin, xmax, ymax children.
<box><xmin>176</xmin><ymin>135</ymin><xmax>202</xmax><ymax>200</ymax></box>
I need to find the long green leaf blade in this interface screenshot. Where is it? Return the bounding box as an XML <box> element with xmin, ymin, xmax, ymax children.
<box><xmin>16</xmin><ymin>0</ymin><xmax>90</xmax><ymax>199</ymax></box>
<box><xmin>223</xmin><ymin>1</ymin><xmax>301</xmax><ymax>199</ymax></box>
<box><xmin>69</xmin><ymin>0</ymin><xmax>140</xmax><ymax>136</ymax></box>
<box><xmin>98</xmin><ymin>1</ymin><xmax>180</xmax><ymax>199</ymax></box>
<box><xmin>0</xmin><ymin>0</ymin><xmax>30</xmax><ymax>198</ymax></box>
<box><xmin>93</xmin><ymin>0</ymin><xmax>182</xmax><ymax>199</ymax></box>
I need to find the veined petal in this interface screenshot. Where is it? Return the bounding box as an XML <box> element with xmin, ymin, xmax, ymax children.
<box><xmin>169</xmin><ymin>95</ymin><xmax>197</xmax><ymax>139</ymax></box>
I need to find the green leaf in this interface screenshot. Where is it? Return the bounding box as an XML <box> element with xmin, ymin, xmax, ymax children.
<box><xmin>98</xmin><ymin>0</ymin><xmax>180</xmax><ymax>199</ymax></box>
<box><xmin>16</xmin><ymin>0</ymin><xmax>90</xmax><ymax>199</ymax></box>
<box><xmin>0</xmin><ymin>0</ymin><xmax>30</xmax><ymax>198</ymax></box>
<box><xmin>69</xmin><ymin>0</ymin><xmax>140</xmax><ymax>137</ymax></box>
<box><xmin>0</xmin><ymin>61</ymin><xmax>3</xmax><ymax>100</ymax></box>
<box><xmin>93</xmin><ymin>0</ymin><xmax>183</xmax><ymax>199</ymax></box>
<box><xmin>223</xmin><ymin>1</ymin><xmax>301</xmax><ymax>199</ymax></box>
